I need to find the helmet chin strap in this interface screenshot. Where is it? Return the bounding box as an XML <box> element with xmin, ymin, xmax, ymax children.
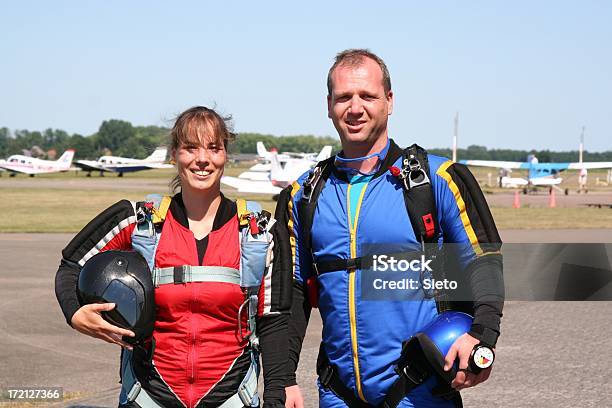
<box><xmin>335</xmin><ymin>137</ymin><xmax>390</xmax><ymax>175</ymax></box>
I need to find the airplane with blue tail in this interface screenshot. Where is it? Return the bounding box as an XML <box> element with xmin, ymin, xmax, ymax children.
<box><xmin>460</xmin><ymin>154</ymin><xmax>612</xmax><ymax>192</ymax></box>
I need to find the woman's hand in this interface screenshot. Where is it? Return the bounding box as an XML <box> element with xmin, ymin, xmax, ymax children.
<box><xmin>71</xmin><ymin>303</ymin><xmax>135</xmax><ymax>350</ymax></box>
<box><xmin>284</xmin><ymin>385</ymin><xmax>304</xmax><ymax>408</ymax></box>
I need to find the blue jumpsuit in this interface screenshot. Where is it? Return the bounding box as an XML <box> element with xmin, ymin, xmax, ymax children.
<box><xmin>286</xmin><ymin>141</ymin><xmax>495</xmax><ymax>407</ymax></box>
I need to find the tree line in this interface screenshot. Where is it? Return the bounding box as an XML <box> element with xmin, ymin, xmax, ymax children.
<box><xmin>1</xmin><ymin>120</ymin><xmax>611</xmax><ymax>162</ymax></box>
<box><xmin>428</xmin><ymin>145</ymin><xmax>612</xmax><ymax>162</ymax></box>
<box><xmin>0</xmin><ymin>121</ymin><xmax>341</xmax><ymax>160</ymax></box>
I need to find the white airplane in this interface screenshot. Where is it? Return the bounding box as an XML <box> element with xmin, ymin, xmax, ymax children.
<box><xmin>0</xmin><ymin>149</ymin><xmax>75</xmax><ymax>176</ymax></box>
<box><xmin>75</xmin><ymin>147</ymin><xmax>173</xmax><ymax>176</ymax></box>
<box><xmin>236</xmin><ymin>143</ymin><xmax>332</xmax><ymax>182</ymax></box>
<box><xmin>221</xmin><ymin>144</ymin><xmax>333</xmax><ymax>195</ymax></box>
<box><xmin>248</xmin><ymin>142</ymin><xmax>333</xmax><ymax>172</ymax></box>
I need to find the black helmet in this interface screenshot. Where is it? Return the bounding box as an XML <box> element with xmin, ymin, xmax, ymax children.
<box><xmin>78</xmin><ymin>250</ymin><xmax>155</xmax><ymax>344</ymax></box>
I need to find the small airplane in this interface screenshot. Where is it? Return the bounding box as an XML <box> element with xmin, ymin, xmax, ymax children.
<box><xmin>246</xmin><ymin>142</ymin><xmax>333</xmax><ymax>174</ymax></box>
<box><xmin>229</xmin><ymin>143</ymin><xmax>332</xmax><ymax>183</ymax></box>
<box><xmin>460</xmin><ymin>155</ymin><xmax>612</xmax><ymax>193</ymax></box>
<box><xmin>0</xmin><ymin>149</ymin><xmax>75</xmax><ymax>176</ymax></box>
<box><xmin>459</xmin><ymin>128</ymin><xmax>612</xmax><ymax>193</ymax></box>
<box><xmin>221</xmin><ymin>144</ymin><xmax>333</xmax><ymax>195</ymax></box>
<box><xmin>75</xmin><ymin>147</ymin><xmax>173</xmax><ymax>176</ymax></box>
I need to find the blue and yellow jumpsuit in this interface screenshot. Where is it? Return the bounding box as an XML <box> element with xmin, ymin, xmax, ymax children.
<box><xmin>280</xmin><ymin>140</ymin><xmax>503</xmax><ymax>407</ymax></box>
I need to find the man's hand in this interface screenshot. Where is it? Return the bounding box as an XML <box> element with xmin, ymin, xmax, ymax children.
<box><xmin>71</xmin><ymin>303</ymin><xmax>135</xmax><ymax>350</ymax></box>
<box><xmin>285</xmin><ymin>385</ymin><xmax>304</xmax><ymax>408</ymax></box>
<box><xmin>443</xmin><ymin>333</ymin><xmax>493</xmax><ymax>391</ymax></box>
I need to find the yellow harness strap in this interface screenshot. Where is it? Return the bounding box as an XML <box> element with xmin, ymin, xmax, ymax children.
<box><xmin>236</xmin><ymin>198</ymin><xmax>251</xmax><ymax>227</ymax></box>
<box><xmin>151</xmin><ymin>195</ymin><xmax>172</xmax><ymax>224</ymax></box>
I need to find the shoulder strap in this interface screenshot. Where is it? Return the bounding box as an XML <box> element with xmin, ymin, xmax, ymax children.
<box><xmin>132</xmin><ymin>194</ymin><xmax>171</xmax><ymax>274</ymax></box>
<box><xmin>150</xmin><ymin>195</ymin><xmax>172</xmax><ymax>224</ymax></box>
<box><xmin>297</xmin><ymin>156</ymin><xmax>335</xmax><ymax>254</ymax></box>
<box><xmin>400</xmin><ymin>144</ymin><xmax>439</xmax><ymax>244</ymax></box>
<box><xmin>298</xmin><ymin>146</ymin><xmax>439</xmax><ymax>255</ymax></box>
<box><xmin>236</xmin><ymin>198</ymin><xmax>249</xmax><ymax>227</ymax></box>
<box><xmin>235</xmin><ymin>198</ymin><xmax>272</xmax><ymax>350</ymax></box>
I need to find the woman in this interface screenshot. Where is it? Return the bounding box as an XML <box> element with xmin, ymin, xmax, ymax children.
<box><xmin>55</xmin><ymin>106</ymin><xmax>289</xmax><ymax>408</ymax></box>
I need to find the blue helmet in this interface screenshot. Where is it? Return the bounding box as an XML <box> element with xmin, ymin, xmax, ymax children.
<box><xmin>398</xmin><ymin>311</ymin><xmax>473</xmax><ymax>386</ymax></box>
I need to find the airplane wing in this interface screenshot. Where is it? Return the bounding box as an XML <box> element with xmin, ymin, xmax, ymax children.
<box><xmin>238</xmin><ymin>171</ymin><xmax>271</xmax><ymax>181</ymax></box>
<box><xmin>221</xmin><ymin>176</ymin><xmax>282</xmax><ymax>194</ymax></box>
<box><xmin>460</xmin><ymin>160</ymin><xmax>526</xmax><ymax>169</ymax></box>
<box><xmin>566</xmin><ymin>162</ymin><xmax>612</xmax><ymax>170</ymax></box>
<box><xmin>462</xmin><ymin>160</ymin><xmax>612</xmax><ymax>171</ymax></box>
<box><xmin>75</xmin><ymin>160</ymin><xmax>110</xmax><ymax>172</ymax></box>
<box><xmin>104</xmin><ymin>163</ymin><xmax>174</xmax><ymax>173</ymax></box>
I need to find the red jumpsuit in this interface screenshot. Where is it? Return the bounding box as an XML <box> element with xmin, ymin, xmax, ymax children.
<box><xmin>55</xmin><ymin>194</ymin><xmax>289</xmax><ymax>407</ymax></box>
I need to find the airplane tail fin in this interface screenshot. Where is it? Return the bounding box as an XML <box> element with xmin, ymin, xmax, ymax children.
<box><xmin>269</xmin><ymin>151</ymin><xmax>284</xmax><ymax>181</ymax></box>
<box><xmin>256</xmin><ymin>142</ymin><xmax>269</xmax><ymax>158</ymax></box>
<box><xmin>145</xmin><ymin>147</ymin><xmax>168</xmax><ymax>162</ymax></box>
<box><xmin>316</xmin><ymin>145</ymin><xmax>333</xmax><ymax>161</ymax></box>
<box><xmin>57</xmin><ymin>149</ymin><xmax>75</xmax><ymax>169</ymax></box>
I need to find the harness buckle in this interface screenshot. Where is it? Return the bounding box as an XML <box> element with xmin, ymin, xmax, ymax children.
<box><xmin>408</xmin><ymin>168</ymin><xmax>431</xmax><ymax>189</ymax></box>
<box><xmin>303</xmin><ymin>165</ymin><xmax>323</xmax><ymax>203</ymax></box>
<box><xmin>126</xmin><ymin>381</ymin><xmax>142</xmax><ymax>402</ymax></box>
<box><xmin>257</xmin><ymin>210</ymin><xmax>271</xmax><ymax>232</ymax></box>
<box><xmin>238</xmin><ymin>385</ymin><xmax>256</xmax><ymax>406</ymax></box>
<box><xmin>173</xmin><ymin>266</ymin><xmax>184</xmax><ymax>284</ymax></box>
<box><xmin>136</xmin><ymin>206</ymin><xmax>148</xmax><ymax>225</ymax></box>
<box><xmin>400</xmin><ymin>362</ymin><xmax>427</xmax><ymax>386</ymax></box>
<box><xmin>400</xmin><ymin>157</ymin><xmax>431</xmax><ymax>190</ymax></box>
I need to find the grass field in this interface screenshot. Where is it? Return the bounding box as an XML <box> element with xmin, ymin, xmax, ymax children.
<box><xmin>2</xmin><ymin>186</ymin><xmax>612</xmax><ymax>232</ymax></box>
<box><xmin>2</xmin><ymin>165</ymin><xmax>612</xmax><ymax>232</ymax></box>
<box><xmin>1</xmin><ymin>187</ymin><xmax>276</xmax><ymax>233</ymax></box>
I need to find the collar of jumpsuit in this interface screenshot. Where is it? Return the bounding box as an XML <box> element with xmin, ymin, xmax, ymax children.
<box><xmin>334</xmin><ymin>137</ymin><xmax>390</xmax><ymax>178</ymax></box>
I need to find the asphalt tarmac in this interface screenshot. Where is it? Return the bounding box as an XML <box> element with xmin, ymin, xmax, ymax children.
<box><xmin>1</xmin><ymin>232</ymin><xmax>611</xmax><ymax>408</ymax></box>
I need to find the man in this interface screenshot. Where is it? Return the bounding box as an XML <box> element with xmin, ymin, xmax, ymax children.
<box><xmin>278</xmin><ymin>49</ymin><xmax>504</xmax><ymax>407</ymax></box>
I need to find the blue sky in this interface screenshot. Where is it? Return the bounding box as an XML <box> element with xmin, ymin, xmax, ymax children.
<box><xmin>2</xmin><ymin>1</ymin><xmax>611</xmax><ymax>152</ymax></box>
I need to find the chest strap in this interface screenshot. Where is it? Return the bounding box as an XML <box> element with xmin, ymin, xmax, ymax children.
<box><xmin>313</xmin><ymin>250</ymin><xmax>429</xmax><ymax>275</ymax></box>
<box><xmin>152</xmin><ymin>266</ymin><xmax>241</xmax><ymax>286</ymax></box>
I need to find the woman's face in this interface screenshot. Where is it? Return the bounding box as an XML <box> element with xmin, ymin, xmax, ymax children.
<box><xmin>173</xmin><ymin>134</ymin><xmax>226</xmax><ymax>193</ymax></box>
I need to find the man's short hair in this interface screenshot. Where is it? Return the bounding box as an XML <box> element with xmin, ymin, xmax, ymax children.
<box><xmin>327</xmin><ymin>49</ymin><xmax>392</xmax><ymax>95</ymax></box>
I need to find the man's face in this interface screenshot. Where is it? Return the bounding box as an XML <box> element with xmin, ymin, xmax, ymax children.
<box><xmin>327</xmin><ymin>58</ymin><xmax>393</xmax><ymax>152</ymax></box>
